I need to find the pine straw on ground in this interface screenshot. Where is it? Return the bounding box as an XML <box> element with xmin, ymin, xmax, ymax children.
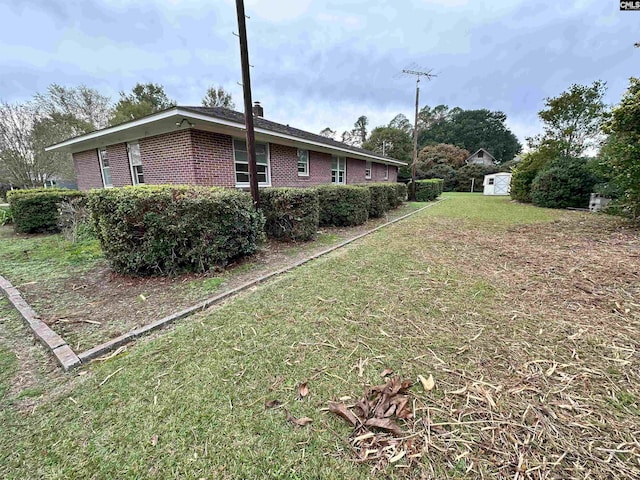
<box><xmin>326</xmin><ymin>212</ymin><xmax>640</xmax><ymax>478</ymax></box>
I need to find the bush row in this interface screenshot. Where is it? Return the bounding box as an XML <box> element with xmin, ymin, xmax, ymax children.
<box><xmin>410</xmin><ymin>179</ymin><xmax>444</xmax><ymax>201</ymax></box>
<box><xmin>10</xmin><ymin>182</ymin><xmax>407</xmax><ymax>276</ymax></box>
<box><xmin>259</xmin><ymin>188</ymin><xmax>319</xmax><ymax>241</ymax></box>
<box><xmin>7</xmin><ymin>188</ymin><xmax>86</xmax><ymax>233</ymax></box>
<box><xmin>89</xmin><ymin>186</ymin><xmax>265</xmax><ymax>276</ymax></box>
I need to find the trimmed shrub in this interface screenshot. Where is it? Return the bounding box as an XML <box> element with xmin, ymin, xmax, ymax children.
<box><xmin>88</xmin><ymin>185</ymin><xmax>264</xmax><ymax>276</ymax></box>
<box><xmin>411</xmin><ymin>179</ymin><xmax>443</xmax><ymax>201</ymax></box>
<box><xmin>530</xmin><ymin>158</ymin><xmax>597</xmax><ymax>209</ymax></box>
<box><xmin>7</xmin><ymin>188</ymin><xmax>85</xmax><ymax>234</ymax></box>
<box><xmin>315</xmin><ymin>185</ymin><xmax>370</xmax><ymax>227</ymax></box>
<box><xmin>260</xmin><ymin>187</ymin><xmax>319</xmax><ymax>241</ymax></box>
<box><xmin>394</xmin><ymin>183</ymin><xmax>408</xmax><ymax>206</ymax></box>
<box><xmin>356</xmin><ymin>183</ymin><xmax>397</xmax><ymax>218</ymax></box>
<box><xmin>510</xmin><ymin>151</ymin><xmax>553</xmax><ymax>202</ymax></box>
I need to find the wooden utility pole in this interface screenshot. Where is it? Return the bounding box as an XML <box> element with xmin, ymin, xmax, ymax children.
<box><xmin>235</xmin><ymin>0</ymin><xmax>259</xmax><ymax>207</ymax></box>
<box><xmin>402</xmin><ymin>69</ymin><xmax>436</xmax><ymax>200</ymax></box>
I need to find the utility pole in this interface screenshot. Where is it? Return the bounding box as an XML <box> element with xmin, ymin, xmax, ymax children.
<box><xmin>235</xmin><ymin>0</ymin><xmax>259</xmax><ymax>208</ymax></box>
<box><xmin>402</xmin><ymin>68</ymin><xmax>436</xmax><ymax>200</ymax></box>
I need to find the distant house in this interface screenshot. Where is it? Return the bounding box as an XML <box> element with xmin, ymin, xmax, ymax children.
<box><xmin>46</xmin><ymin>104</ymin><xmax>405</xmax><ymax>191</ymax></box>
<box><xmin>465</xmin><ymin>148</ymin><xmax>497</xmax><ymax>167</ymax></box>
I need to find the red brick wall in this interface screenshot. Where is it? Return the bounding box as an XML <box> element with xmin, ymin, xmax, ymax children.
<box><xmin>190</xmin><ymin>130</ymin><xmax>235</xmax><ymax>187</ymax></box>
<box><xmin>73</xmin><ymin>149</ymin><xmax>103</xmax><ymax>190</ymax></box>
<box><xmin>270</xmin><ymin>145</ymin><xmax>332</xmax><ymax>187</ymax></box>
<box><xmin>139</xmin><ymin>130</ymin><xmax>196</xmax><ymax>185</ymax></box>
<box><xmin>106</xmin><ymin>143</ymin><xmax>133</xmax><ymax>187</ymax></box>
<box><xmin>72</xmin><ymin>128</ymin><xmax>401</xmax><ymax>190</ymax></box>
<box><xmin>346</xmin><ymin>157</ymin><xmax>365</xmax><ymax>184</ymax></box>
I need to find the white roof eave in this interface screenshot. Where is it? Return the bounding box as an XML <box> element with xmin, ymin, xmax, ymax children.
<box><xmin>46</xmin><ymin>108</ymin><xmax>407</xmax><ymax>167</ymax></box>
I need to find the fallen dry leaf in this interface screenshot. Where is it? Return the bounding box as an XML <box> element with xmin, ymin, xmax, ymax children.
<box><xmin>297</xmin><ymin>381</ymin><xmax>309</xmax><ymax>400</ymax></box>
<box><xmin>151</xmin><ymin>434</ymin><xmax>158</xmax><ymax>447</ymax></box>
<box><xmin>380</xmin><ymin>368</ymin><xmax>394</xmax><ymax>377</ymax></box>
<box><xmin>365</xmin><ymin>417</ymin><xmax>404</xmax><ymax>435</ymax></box>
<box><xmin>265</xmin><ymin>399</ymin><xmax>282</xmax><ymax>409</ymax></box>
<box><xmin>418</xmin><ymin>374</ymin><xmax>435</xmax><ymax>391</ymax></box>
<box><xmin>328</xmin><ymin>402</ymin><xmax>359</xmax><ymax>427</ymax></box>
<box><xmin>285</xmin><ymin>409</ymin><xmax>313</xmax><ymax>427</ymax></box>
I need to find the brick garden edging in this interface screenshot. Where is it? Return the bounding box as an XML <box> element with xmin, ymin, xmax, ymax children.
<box><xmin>2</xmin><ymin>198</ymin><xmax>446</xmax><ymax>369</ymax></box>
<box><xmin>0</xmin><ymin>274</ymin><xmax>81</xmax><ymax>371</ymax></box>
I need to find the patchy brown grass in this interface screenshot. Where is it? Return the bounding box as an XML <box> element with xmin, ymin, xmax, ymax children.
<box><xmin>1</xmin><ymin>202</ymin><xmax>425</xmax><ymax>351</ymax></box>
<box><xmin>1</xmin><ymin>194</ymin><xmax>638</xmax><ymax>479</ymax></box>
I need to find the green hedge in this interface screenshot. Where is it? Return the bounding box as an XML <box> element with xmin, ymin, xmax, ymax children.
<box><xmin>260</xmin><ymin>187</ymin><xmax>319</xmax><ymax>241</ymax></box>
<box><xmin>355</xmin><ymin>183</ymin><xmax>396</xmax><ymax>218</ymax></box>
<box><xmin>410</xmin><ymin>179</ymin><xmax>443</xmax><ymax>202</ymax></box>
<box><xmin>393</xmin><ymin>183</ymin><xmax>408</xmax><ymax>207</ymax></box>
<box><xmin>7</xmin><ymin>188</ymin><xmax>85</xmax><ymax>233</ymax></box>
<box><xmin>88</xmin><ymin>185</ymin><xmax>264</xmax><ymax>276</ymax></box>
<box><xmin>315</xmin><ymin>185</ymin><xmax>370</xmax><ymax>227</ymax></box>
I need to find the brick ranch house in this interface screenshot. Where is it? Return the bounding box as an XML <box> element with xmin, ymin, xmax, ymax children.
<box><xmin>46</xmin><ymin>104</ymin><xmax>405</xmax><ymax>190</ymax></box>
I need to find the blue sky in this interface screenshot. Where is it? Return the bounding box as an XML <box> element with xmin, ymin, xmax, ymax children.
<box><xmin>0</xmin><ymin>0</ymin><xmax>637</xmax><ymax>144</ymax></box>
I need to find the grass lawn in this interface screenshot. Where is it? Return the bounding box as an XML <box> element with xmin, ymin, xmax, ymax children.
<box><xmin>0</xmin><ymin>202</ymin><xmax>425</xmax><ymax>350</ymax></box>
<box><xmin>1</xmin><ymin>193</ymin><xmax>639</xmax><ymax>479</ymax></box>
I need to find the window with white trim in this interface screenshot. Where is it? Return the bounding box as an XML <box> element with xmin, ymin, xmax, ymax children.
<box><xmin>297</xmin><ymin>149</ymin><xmax>309</xmax><ymax>176</ymax></box>
<box><xmin>365</xmin><ymin>161</ymin><xmax>372</xmax><ymax>179</ymax></box>
<box><xmin>331</xmin><ymin>155</ymin><xmax>346</xmax><ymax>184</ymax></box>
<box><xmin>384</xmin><ymin>164</ymin><xmax>389</xmax><ymax>180</ymax></box>
<box><xmin>98</xmin><ymin>148</ymin><xmax>112</xmax><ymax>188</ymax></box>
<box><xmin>233</xmin><ymin>139</ymin><xmax>270</xmax><ymax>186</ymax></box>
<box><xmin>127</xmin><ymin>142</ymin><xmax>144</xmax><ymax>185</ymax></box>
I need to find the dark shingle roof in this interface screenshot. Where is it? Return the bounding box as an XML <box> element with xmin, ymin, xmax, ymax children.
<box><xmin>180</xmin><ymin>106</ymin><xmax>401</xmax><ymax>163</ymax></box>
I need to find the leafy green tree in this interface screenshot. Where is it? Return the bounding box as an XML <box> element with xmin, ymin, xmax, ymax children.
<box><xmin>418</xmin><ymin>109</ymin><xmax>521</xmax><ymax>163</ymax></box>
<box><xmin>538</xmin><ymin>81</ymin><xmax>607</xmax><ymax>158</ymax></box>
<box><xmin>201</xmin><ymin>86</ymin><xmax>235</xmax><ymax>109</ymax></box>
<box><xmin>530</xmin><ymin>157</ymin><xmax>596</xmax><ymax>209</ymax></box>
<box><xmin>420</xmin><ymin>164</ymin><xmax>458</xmax><ymax>191</ymax></box>
<box><xmin>509</xmin><ymin>142</ymin><xmax>561</xmax><ymax>203</ymax></box>
<box><xmin>602</xmin><ymin>77</ymin><xmax>640</xmax><ymax>220</ymax></box>
<box><xmin>456</xmin><ymin>164</ymin><xmax>497</xmax><ymax>192</ymax></box>
<box><xmin>363</xmin><ymin>126</ymin><xmax>412</xmax><ymax>179</ymax></box>
<box><xmin>417</xmin><ymin>143</ymin><xmax>469</xmax><ymax>170</ymax></box>
<box><xmin>110</xmin><ymin>83</ymin><xmax>176</xmax><ymax>125</ymax></box>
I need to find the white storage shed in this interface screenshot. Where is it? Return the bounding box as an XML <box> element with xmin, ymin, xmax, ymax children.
<box><xmin>483</xmin><ymin>173</ymin><xmax>512</xmax><ymax>196</ymax></box>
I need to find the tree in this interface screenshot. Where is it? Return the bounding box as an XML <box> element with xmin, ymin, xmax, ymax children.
<box><xmin>530</xmin><ymin>157</ymin><xmax>596</xmax><ymax>209</ymax></box>
<box><xmin>416</xmin><ymin>143</ymin><xmax>469</xmax><ymax>170</ymax></box>
<box><xmin>319</xmin><ymin>127</ymin><xmax>336</xmax><ymax>139</ymax></box>
<box><xmin>456</xmin><ymin>164</ymin><xmax>497</xmax><ymax>192</ymax></box>
<box><xmin>362</xmin><ymin>126</ymin><xmax>412</xmax><ymax>179</ymax></box>
<box><xmin>537</xmin><ymin>81</ymin><xmax>608</xmax><ymax>158</ymax></box>
<box><xmin>388</xmin><ymin>114</ymin><xmax>413</xmax><ymax>134</ymax></box>
<box><xmin>35</xmin><ymin>84</ymin><xmax>112</xmax><ymax>132</ymax></box>
<box><xmin>418</xmin><ymin>104</ymin><xmax>453</xmax><ymax>130</ymax></box>
<box><xmin>352</xmin><ymin>115</ymin><xmax>368</xmax><ymax>145</ymax></box>
<box><xmin>0</xmin><ymin>101</ymin><xmax>56</xmax><ymax>187</ymax></box>
<box><xmin>110</xmin><ymin>83</ymin><xmax>176</xmax><ymax>125</ymax></box>
<box><xmin>418</xmin><ymin>109</ymin><xmax>521</xmax><ymax>163</ymax></box>
<box><xmin>602</xmin><ymin>77</ymin><xmax>640</xmax><ymax>220</ymax></box>
<box><xmin>420</xmin><ymin>164</ymin><xmax>458</xmax><ymax>191</ymax></box>
<box><xmin>201</xmin><ymin>86</ymin><xmax>235</xmax><ymax>109</ymax></box>
<box><xmin>509</xmin><ymin>141</ymin><xmax>561</xmax><ymax>203</ymax></box>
